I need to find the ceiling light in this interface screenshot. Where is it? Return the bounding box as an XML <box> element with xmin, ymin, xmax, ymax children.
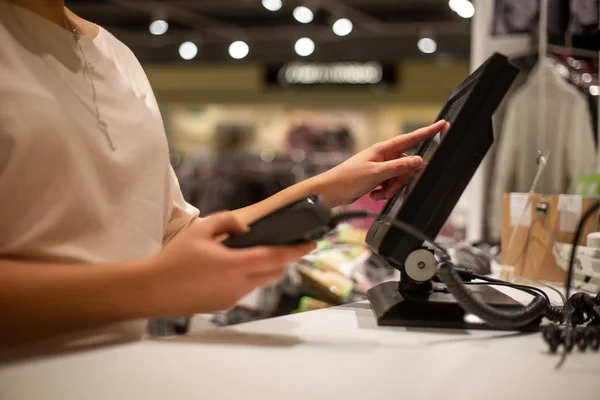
<box><xmin>294</xmin><ymin>37</ymin><xmax>315</xmax><ymax>57</ymax></box>
<box><xmin>179</xmin><ymin>41</ymin><xmax>198</xmax><ymax>60</ymax></box>
<box><xmin>229</xmin><ymin>41</ymin><xmax>250</xmax><ymax>60</ymax></box>
<box><xmin>448</xmin><ymin>0</ymin><xmax>462</xmax><ymax>12</ymax></box>
<box><xmin>262</xmin><ymin>0</ymin><xmax>282</xmax><ymax>12</ymax></box>
<box><xmin>582</xmin><ymin>73</ymin><xmax>592</xmax><ymax>83</ymax></box>
<box><xmin>332</xmin><ymin>18</ymin><xmax>353</xmax><ymax>36</ymax></box>
<box><xmin>449</xmin><ymin>0</ymin><xmax>475</xmax><ymax>19</ymax></box>
<box><xmin>149</xmin><ymin>19</ymin><xmax>168</xmax><ymax>35</ymax></box>
<box><xmin>293</xmin><ymin>6</ymin><xmax>314</xmax><ymax>23</ymax></box>
<box><xmin>417</xmin><ymin>37</ymin><xmax>437</xmax><ymax>54</ymax></box>
<box><xmin>591</xmin><ymin>85</ymin><xmax>599</xmax><ymax>96</ymax></box>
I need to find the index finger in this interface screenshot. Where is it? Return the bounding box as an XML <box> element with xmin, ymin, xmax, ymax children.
<box><xmin>383</xmin><ymin>120</ymin><xmax>447</xmax><ymax>152</ymax></box>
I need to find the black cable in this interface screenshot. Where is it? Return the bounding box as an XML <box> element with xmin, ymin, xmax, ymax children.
<box><xmin>330</xmin><ymin>210</ymin><xmax>555</xmax><ymax>329</ymax></box>
<box><xmin>469</xmin><ymin>273</ymin><xmax>557</xmax><ymax>304</ymax></box>
<box><xmin>555</xmin><ymin>201</ymin><xmax>600</xmax><ymax>357</ymax></box>
<box><xmin>437</xmin><ymin>261</ymin><xmax>551</xmax><ymax>329</ymax></box>
<box><xmin>451</xmin><ymin>268</ymin><xmax>554</xmax><ymax>305</ymax></box>
<box><xmin>463</xmin><ymin>281</ymin><xmax>552</xmax><ymax>305</ymax></box>
<box><xmin>542</xmin><ymin>292</ymin><xmax>600</xmax><ymax>353</ymax></box>
<box><xmin>565</xmin><ymin>201</ymin><xmax>600</xmax><ymax>302</ymax></box>
<box><xmin>332</xmin><ymin>208</ymin><xmax>600</xmax><ymax>341</ymax></box>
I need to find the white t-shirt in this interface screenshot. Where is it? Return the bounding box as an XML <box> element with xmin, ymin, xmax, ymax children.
<box><xmin>0</xmin><ymin>2</ymin><xmax>199</xmax><ymax>264</ymax></box>
<box><xmin>0</xmin><ymin>2</ymin><xmax>199</xmax><ymax>346</ymax></box>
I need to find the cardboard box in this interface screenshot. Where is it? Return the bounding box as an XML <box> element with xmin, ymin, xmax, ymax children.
<box><xmin>501</xmin><ymin>193</ymin><xmax>599</xmax><ymax>283</ymax></box>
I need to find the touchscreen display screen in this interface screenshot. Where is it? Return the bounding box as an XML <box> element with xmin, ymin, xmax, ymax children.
<box><xmin>379</xmin><ymin>77</ymin><xmax>473</xmax><ymax>219</ymax></box>
<box><xmin>381</xmin><ymin>124</ymin><xmax>446</xmax><ymax>218</ymax></box>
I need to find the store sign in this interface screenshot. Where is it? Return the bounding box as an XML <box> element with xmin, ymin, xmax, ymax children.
<box><xmin>265</xmin><ymin>62</ymin><xmax>397</xmax><ymax>86</ymax></box>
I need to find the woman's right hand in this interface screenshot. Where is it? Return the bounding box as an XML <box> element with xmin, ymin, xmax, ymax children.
<box><xmin>145</xmin><ymin>212</ymin><xmax>315</xmax><ymax>315</ymax></box>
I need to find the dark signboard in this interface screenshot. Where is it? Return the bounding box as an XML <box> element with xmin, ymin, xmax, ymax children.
<box><xmin>264</xmin><ymin>62</ymin><xmax>398</xmax><ymax>87</ymax></box>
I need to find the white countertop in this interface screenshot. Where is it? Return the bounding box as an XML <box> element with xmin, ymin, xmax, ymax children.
<box><xmin>1</xmin><ymin>288</ymin><xmax>599</xmax><ymax>400</ymax></box>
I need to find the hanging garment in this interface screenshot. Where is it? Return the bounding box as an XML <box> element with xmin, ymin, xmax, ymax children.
<box><xmin>490</xmin><ymin>61</ymin><xmax>597</xmax><ymax>238</ymax></box>
<box><xmin>493</xmin><ymin>0</ymin><xmax>539</xmax><ymax>35</ymax></box>
<box><xmin>569</xmin><ymin>0</ymin><xmax>599</xmax><ymax>35</ymax></box>
<box><xmin>483</xmin><ymin>68</ymin><xmax>531</xmax><ymax>240</ymax></box>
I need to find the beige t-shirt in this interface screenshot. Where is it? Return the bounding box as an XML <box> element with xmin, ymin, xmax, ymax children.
<box><xmin>0</xmin><ymin>2</ymin><xmax>199</xmax><ymax>265</ymax></box>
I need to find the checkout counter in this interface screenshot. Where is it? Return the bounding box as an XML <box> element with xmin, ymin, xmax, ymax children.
<box><xmin>0</xmin><ymin>285</ymin><xmax>598</xmax><ymax>400</ymax></box>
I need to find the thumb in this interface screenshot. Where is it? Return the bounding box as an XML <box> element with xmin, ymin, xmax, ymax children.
<box><xmin>198</xmin><ymin>212</ymin><xmax>250</xmax><ymax>238</ymax></box>
<box><xmin>378</xmin><ymin>155</ymin><xmax>422</xmax><ymax>180</ymax></box>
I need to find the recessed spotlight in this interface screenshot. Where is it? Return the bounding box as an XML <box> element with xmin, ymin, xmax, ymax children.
<box><xmin>293</xmin><ymin>6</ymin><xmax>314</xmax><ymax>23</ymax></box>
<box><xmin>417</xmin><ymin>37</ymin><xmax>437</xmax><ymax>54</ymax></box>
<box><xmin>229</xmin><ymin>41</ymin><xmax>250</xmax><ymax>60</ymax></box>
<box><xmin>449</xmin><ymin>0</ymin><xmax>475</xmax><ymax>19</ymax></box>
<box><xmin>582</xmin><ymin>73</ymin><xmax>592</xmax><ymax>83</ymax></box>
<box><xmin>294</xmin><ymin>37</ymin><xmax>315</xmax><ymax>57</ymax></box>
<box><xmin>590</xmin><ymin>85</ymin><xmax>599</xmax><ymax>96</ymax></box>
<box><xmin>262</xmin><ymin>0</ymin><xmax>282</xmax><ymax>12</ymax></box>
<box><xmin>333</xmin><ymin>18</ymin><xmax>353</xmax><ymax>36</ymax></box>
<box><xmin>448</xmin><ymin>0</ymin><xmax>461</xmax><ymax>11</ymax></box>
<box><xmin>149</xmin><ymin>19</ymin><xmax>168</xmax><ymax>35</ymax></box>
<box><xmin>179</xmin><ymin>41</ymin><xmax>198</xmax><ymax>60</ymax></box>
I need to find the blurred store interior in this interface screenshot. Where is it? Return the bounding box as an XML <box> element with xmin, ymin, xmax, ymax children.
<box><xmin>66</xmin><ymin>0</ymin><xmax>599</xmax><ymax>327</ymax></box>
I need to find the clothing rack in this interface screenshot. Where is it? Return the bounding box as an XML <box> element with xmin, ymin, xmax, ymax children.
<box><xmin>471</xmin><ymin>0</ymin><xmax>600</xmax><ymax>242</ymax></box>
<box><xmin>539</xmin><ymin>0</ymin><xmax>599</xmax><ymax>153</ymax></box>
<box><xmin>548</xmin><ymin>44</ymin><xmax>599</xmax><ymax>58</ymax></box>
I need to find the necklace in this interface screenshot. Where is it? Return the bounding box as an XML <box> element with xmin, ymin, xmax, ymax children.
<box><xmin>62</xmin><ymin>12</ymin><xmax>115</xmax><ymax>150</ymax></box>
<box><xmin>8</xmin><ymin>3</ymin><xmax>116</xmax><ymax>151</ymax></box>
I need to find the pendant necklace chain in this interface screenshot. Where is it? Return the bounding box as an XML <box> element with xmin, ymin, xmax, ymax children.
<box><xmin>9</xmin><ymin>2</ymin><xmax>116</xmax><ymax>151</ymax></box>
<box><xmin>62</xmin><ymin>12</ymin><xmax>115</xmax><ymax>150</ymax></box>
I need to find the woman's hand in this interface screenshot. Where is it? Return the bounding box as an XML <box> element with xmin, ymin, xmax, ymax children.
<box><xmin>147</xmin><ymin>213</ymin><xmax>315</xmax><ymax>315</ymax></box>
<box><xmin>231</xmin><ymin>120</ymin><xmax>449</xmax><ymax>225</ymax></box>
<box><xmin>0</xmin><ymin>212</ymin><xmax>314</xmax><ymax>345</ymax></box>
<box><xmin>317</xmin><ymin>120</ymin><xmax>449</xmax><ymax>207</ymax></box>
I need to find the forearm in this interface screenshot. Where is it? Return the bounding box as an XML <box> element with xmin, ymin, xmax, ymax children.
<box><xmin>0</xmin><ymin>259</ymin><xmax>163</xmax><ymax>346</ymax></box>
<box><xmin>232</xmin><ymin>174</ymin><xmax>331</xmax><ymax>225</ymax></box>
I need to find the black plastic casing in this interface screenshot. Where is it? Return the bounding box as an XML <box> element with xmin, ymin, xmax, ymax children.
<box><xmin>366</xmin><ymin>53</ymin><xmax>519</xmax><ymax>270</ymax></box>
<box><xmin>223</xmin><ymin>197</ymin><xmax>332</xmax><ymax>248</ymax></box>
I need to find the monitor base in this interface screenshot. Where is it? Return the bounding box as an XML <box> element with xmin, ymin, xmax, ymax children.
<box><xmin>367</xmin><ymin>280</ymin><xmax>541</xmax><ymax>331</ymax></box>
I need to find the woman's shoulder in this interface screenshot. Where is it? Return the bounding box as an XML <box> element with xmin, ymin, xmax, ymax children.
<box><xmin>97</xmin><ymin>26</ymin><xmax>147</xmax><ymax>77</ymax></box>
<box><xmin>70</xmin><ymin>9</ymin><xmax>143</xmax><ymax>71</ymax></box>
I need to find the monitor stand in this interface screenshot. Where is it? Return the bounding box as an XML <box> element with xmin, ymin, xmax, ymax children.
<box><xmin>366</xmin><ymin>257</ymin><xmax>541</xmax><ymax>331</ymax></box>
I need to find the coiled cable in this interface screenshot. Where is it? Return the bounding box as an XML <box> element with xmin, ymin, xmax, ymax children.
<box><xmin>331</xmin><ymin>205</ymin><xmax>599</xmax><ymax>348</ymax></box>
<box><xmin>437</xmin><ymin>261</ymin><xmax>549</xmax><ymax>329</ymax></box>
<box><xmin>331</xmin><ymin>210</ymin><xmax>556</xmax><ymax>330</ymax></box>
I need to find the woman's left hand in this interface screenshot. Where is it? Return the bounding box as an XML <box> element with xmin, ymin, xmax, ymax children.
<box><xmin>317</xmin><ymin>120</ymin><xmax>449</xmax><ymax>208</ymax></box>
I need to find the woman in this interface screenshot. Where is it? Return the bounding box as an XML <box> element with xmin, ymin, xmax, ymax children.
<box><xmin>0</xmin><ymin>0</ymin><xmax>447</xmax><ymax>345</ymax></box>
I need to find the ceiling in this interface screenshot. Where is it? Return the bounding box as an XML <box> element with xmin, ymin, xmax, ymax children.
<box><xmin>67</xmin><ymin>0</ymin><xmax>472</xmax><ymax>64</ymax></box>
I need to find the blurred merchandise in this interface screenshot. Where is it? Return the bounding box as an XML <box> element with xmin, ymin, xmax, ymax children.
<box><xmin>292</xmin><ymin>297</ymin><xmax>334</xmax><ymax>314</ymax></box>
<box><xmin>493</xmin><ymin>0</ymin><xmax>599</xmax><ymax>36</ymax></box>
<box><xmin>500</xmin><ymin>193</ymin><xmax>600</xmax><ymax>283</ymax></box>
<box><xmin>209</xmin><ymin>224</ymin><xmax>401</xmax><ymax>326</ymax></box>
<box><xmin>336</xmin><ymin>224</ymin><xmax>369</xmax><ymax>245</ymax></box>
<box><xmin>297</xmin><ymin>264</ymin><xmax>354</xmax><ymax>304</ymax></box>
<box><xmin>574</xmin><ymin>174</ymin><xmax>600</xmax><ymax>196</ymax></box>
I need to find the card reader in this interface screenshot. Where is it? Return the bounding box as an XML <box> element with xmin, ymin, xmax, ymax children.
<box><xmin>223</xmin><ymin>196</ymin><xmax>333</xmax><ymax>248</ymax></box>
